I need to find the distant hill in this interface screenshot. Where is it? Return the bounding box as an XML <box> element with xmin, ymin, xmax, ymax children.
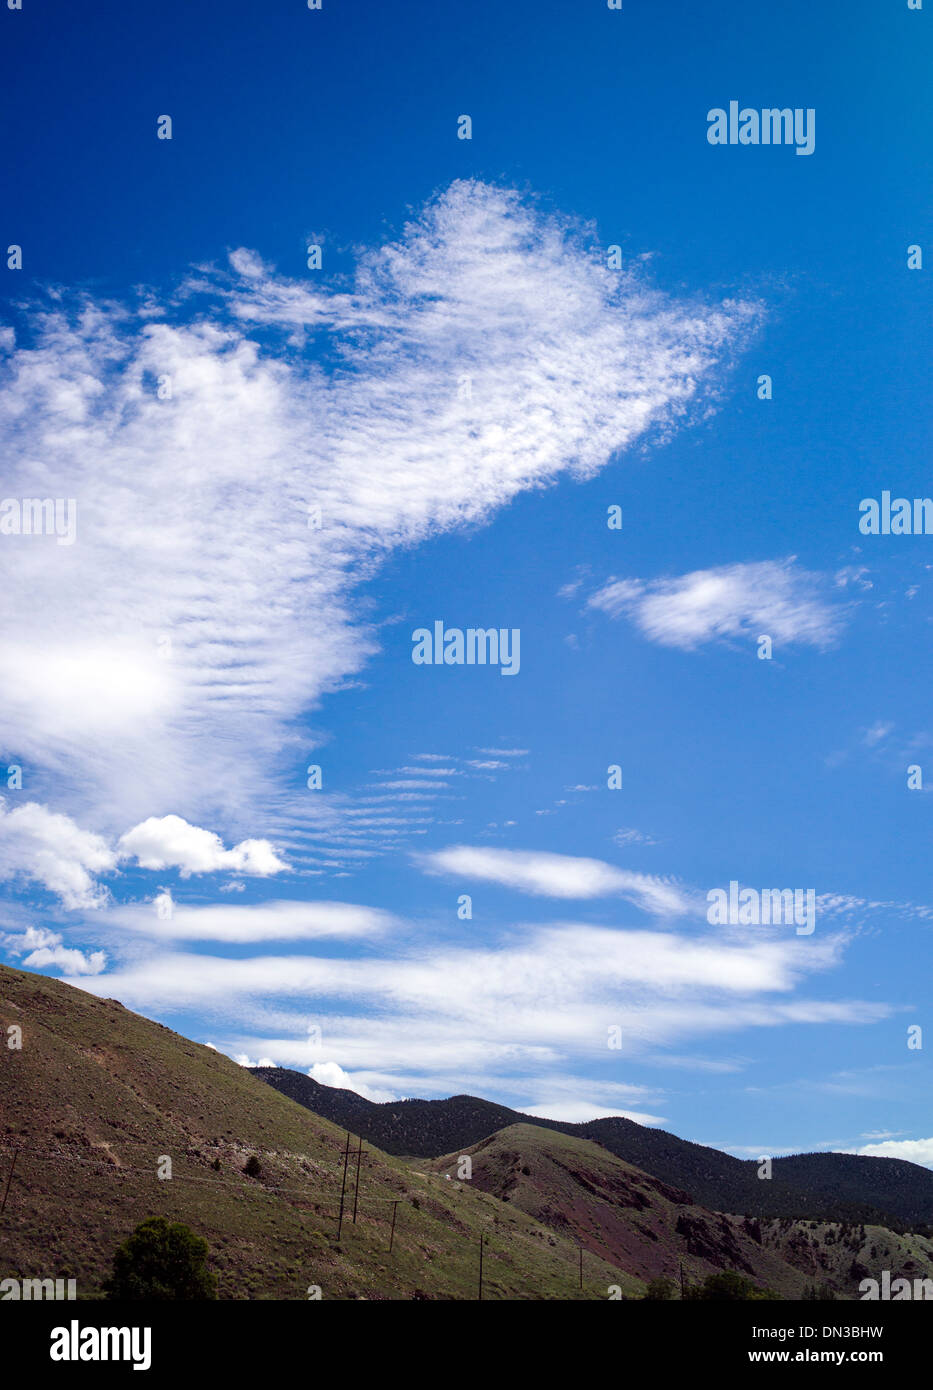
<box><xmin>425</xmin><ymin>1124</ymin><xmax>933</xmax><ymax>1299</ymax></box>
<box><xmin>255</xmin><ymin>1067</ymin><xmax>933</xmax><ymax>1231</ymax></box>
<box><xmin>427</xmin><ymin>1123</ymin><xmax>810</xmax><ymax>1296</ymax></box>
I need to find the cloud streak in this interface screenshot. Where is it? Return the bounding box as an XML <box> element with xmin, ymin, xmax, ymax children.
<box><xmin>589</xmin><ymin>559</ymin><xmax>843</xmax><ymax>651</ymax></box>
<box><xmin>418</xmin><ymin>845</ymin><xmax>692</xmax><ymax>915</ymax></box>
<box><xmin>65</xmin><ymin>918</ymin><xmax>887</xmax><ymax>1096</ymax></box>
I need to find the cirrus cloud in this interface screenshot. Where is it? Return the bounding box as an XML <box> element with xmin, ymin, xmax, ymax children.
<box><xmin>588</xmin><ymin>558</ymin><xmax>844</xmax><ymax>651</ymax></box>
<box><xmin>0</xmin><ymin>179</ymin><xmax>758</xmax><ymax>835</ymax></box>
<box><xmin>417</xmin><ymin>844</ymin><xmax>692</xmax><ymax>916</ymax></box>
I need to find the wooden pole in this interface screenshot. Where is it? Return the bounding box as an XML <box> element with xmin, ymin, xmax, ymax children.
<box><xmin>336</xmin><ymin>1133</ymin><xmax>351</xmax><ymax>1240</ymax></box>
<box><xmin>0</xmin><ymin>1150</ymin><xmax>18</xmax><ymax>1216</ymax></box>
<box><xmin>388</xmin><ymin>1199</ymin><xmax>398</xmax><ymax>1253</ymax></box>
<box><xmin>351</xmin><ymin>1135</ymin><xmax>363</xmax><ymax>1224</ymax></box>
<box><xmin>578</xmin><ymin>1243</ymin><xmax>583</xmax><ymax>1289</ymax></box>
<box><xmin>478</xmin><ymin>1232</ymin><xmax>484</xmax><ymax>1301</ymax></box>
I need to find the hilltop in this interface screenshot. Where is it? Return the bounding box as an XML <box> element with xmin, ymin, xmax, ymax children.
<box><xmin>424</xmin><ymin>1124</ymin><xmax>933</xmax><ymax>1299</ymax></box>
<box><xmin>427</xmin><ymin>1124</ymin><xmax>808</xmax><ymax>1296</ymax></box>
<box><xmin>0</xmin><ymin>964</ymin><xmax>635</xmax><ymax>1300</ymax></box>
<box><xmin>256</xmin><ymin>1066</ymin><xmax>933</xmax><ymax>1231</ymax></box>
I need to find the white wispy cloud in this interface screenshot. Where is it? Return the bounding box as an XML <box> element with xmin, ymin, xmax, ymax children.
<box><xmin>513</xmin><ymin>1076</ymin><xmax>666</xmax><ymax>1124</ymax></box>
<box><xmin>588</xmin><ymin>558</ymin><xmax>843</xmax><ymax>651</ymax></box>
<box><xmin>614</xmin><ymin>828</ymin><xmax>658</xmax><ymax>847</ymax></box>
<box><xmin>417</xmin><ymin>845</ymin><xmax>692</xmax><ymax>915</ymax></box>
<box><xmin>105</xmin><ymin>895</ymin><xmax>394</xmax><ymax>943</ymax></box>
<box><xmin>66</xmin><ymin>916</ymin><xmax>885</xmax><ymax>1097</ymax></box>
<box><xmin>0</xmin><ymin>179</ymin><xmax>756</xmax><ymax>836</ymax></box>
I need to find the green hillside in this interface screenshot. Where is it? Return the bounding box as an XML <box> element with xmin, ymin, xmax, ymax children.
<box><xmin>0</xmin><ymin>964</ymin><xmax>637</xmax><ymax>1300</ymax></box>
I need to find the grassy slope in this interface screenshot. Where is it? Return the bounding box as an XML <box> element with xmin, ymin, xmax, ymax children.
<box><xmin>257</xmin><ymin>1067</ymin><xmax>933</xmax><ymax>1229</ymax></box>
<box><xmin>427</xmin><ymin>1124</ymin><xmax>812</xmax><ymax>1297</ymax></box>
<box><xmin>0</xmin><ymin>965</ymin><xmax>638</xmax><ymax>1301</ymax></box>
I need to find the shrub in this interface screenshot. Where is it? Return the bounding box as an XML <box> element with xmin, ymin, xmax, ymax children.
<box><xmin>104</xmin><ymin>1217</ymin><xmax>217</xmax><ymax>1300</ymax></box>
<box><xmin>685</xmin><ymin>1270</ymin><xmax>777</xmax><ymax>1301</ymax></box>
<box><xmin>643</xmin><ymin>1277</ymin><xmax>677</xmax><ymax>1300</ymax></box>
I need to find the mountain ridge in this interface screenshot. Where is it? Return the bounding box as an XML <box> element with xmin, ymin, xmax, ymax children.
<box><xmin>5</xmin><ymin>963</ymin><xmax>931</xmax><ymax>1301</ymax></box>
<box><xmin>255</xmin><ymin>1066</ymin><xmax>933</xmax><ymax>1231</ymax></box>
<box><xmin>0</xmin><ymin>964</ymin><xmax>639</xmax><ymax>1299</ymax></box>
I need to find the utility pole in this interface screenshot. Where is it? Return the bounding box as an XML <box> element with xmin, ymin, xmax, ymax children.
<box><xmin>0</xmin><ymin>1150</ymin><xmax>18</xmax><ymax>1216</ymax></box>
<box><xmin>336</xmin><ymin>1133</ymin><xmax>351</xmax><ymax>1240</ymax></box>
<box><xmin>478</xmin><ymin>1232</ymin><xmax>484</xmax><ymax>1301</ymax></box>
<box><xmin>578</xmin><ymin>1243</ymin><xmax>583</xmax><ymax>1290</ymax></box>
<box><xmin>351</xmin><ymin>1135</ymin><xmax>363</xmax><ymax>1224</ymax></box>
<box><xmin>388</xmin><ymin>1200</ymin><xmax>398</xmax><ymax>1253</ymax></box>
<box><xmin>679</xmin><ymin>1262</ymin><xmax>686</xmax><ymax>1300</ymax></box>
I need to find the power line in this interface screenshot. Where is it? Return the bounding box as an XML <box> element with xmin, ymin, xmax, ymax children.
<box><xmin>0</xmin><ymin>1141</ymin><xmax>615</xmax><ymax>1295</ymax></box>
<box><xmin>0</xmin><ymin>1141</ymin><xmax>409</xmax><ymax>1204</ymax></box>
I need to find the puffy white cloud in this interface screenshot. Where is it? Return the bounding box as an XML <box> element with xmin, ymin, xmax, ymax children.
<box><xmin>4</xmin><ymin>925</ymin><xmax>58</xmax><ymax>952</ymax></box>
<box><xmin>0</xmin><ymin>180</ymin><xmax>756</xmax><ymax>832</ymax></box>
<box><xmin>520</xmin><ymin>1101</ymin><xmax>663</xmax><ymax>1124</ymax></box>
<box><xmin>503</xmin><ymin>1074</ymin><xmax>666</xmax><ymax>1124</ymax></box>
<box><xmin>306</xmin><ymin>1061</ymin><xmax>397</xmax><ymax>1103</ymax></box>
<box><xmin>0</xmin><ymin>799</ymin><xmax>115</xmax><ymax>909</ymax></box>
<box><xmin>22</xmin><ymin>942</ymin><xmax>107</xmax><ymax>975</ymax></box>
<box><xmin>117</xmin><ymin>814</ymin><xmax>286</xmax><ymax>877</ymax></box>
<box><xmin>589</xmin><ymin>559</ymin><xmax>843</xmax><ymax>651</ymax></box>
<box><xmin>847</xmin><ymin>1136</ymin><xmax>933</xmax><ymax>1167</ymax></box>
<box><xmin>0</xmin><ymin>802</ymin><xmax>291</xmax><ymax>909</ymax></box>
<box><xmin>418</xmin><ymin>845</ymin><xmax>692</xmax><ymax>915</ymax></box>
<box><xmin>3</xmin><ymin>925</ymin><xmax>106</xmax><ymax>975</ymax></box>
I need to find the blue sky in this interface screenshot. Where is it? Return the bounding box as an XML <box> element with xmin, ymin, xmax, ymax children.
<box><xmin>1</xmin><ymin>0</ymin><xmax>932</xmax><ymax>1165</ymax></box>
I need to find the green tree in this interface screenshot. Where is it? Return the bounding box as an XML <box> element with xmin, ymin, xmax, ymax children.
<box><xmin>643</xmin><ymin>1277</ymin><xmax>677</xmax><ymax>1300</ymax></box>
<box><xmin>686</xmin><ymin>1270</ymin><xmax>777</xmax><ymax>1301</ymax></box>
<box><xmin>244</xmin><ymin>1154</ymin><xmax>262</xmax><ymax>1178</ymax></box>
<box><xmin>803</xmin><ymin>1282</ymin><xmax>838</xmax><ymax>1301</ymax></box>
<box><xmin>104</xmin><ymin>1217</ymin><xmax>217</xmax><ymax>1300</ymax></box>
